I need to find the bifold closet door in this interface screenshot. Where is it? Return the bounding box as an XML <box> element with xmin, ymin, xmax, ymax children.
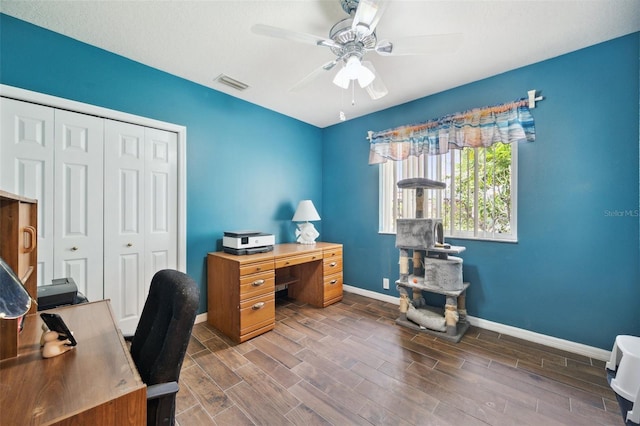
<box><xmin>0</xmin><ymin>98</ymin><xmax>55</xmax><ymax>287</ymax></box>
<box><xmin>144</xmin><ymin>127</ymin><xmax>178</xmax><ymax>288</ymax></box>
<box><xmin>53</xmin><ymin>110</ymin><xmax>104</xmax><ymax>301</ymax></box>
<box><xmin>104</xmin><ymin>120</ymin><xmax>177</xmax><ymax>334</ymax></box>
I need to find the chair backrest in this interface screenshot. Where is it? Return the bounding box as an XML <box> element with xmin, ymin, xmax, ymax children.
<box><xmin>129</xmin><ymin>269</ymin><xmax>200</xmax><ymax>386</ymax></box>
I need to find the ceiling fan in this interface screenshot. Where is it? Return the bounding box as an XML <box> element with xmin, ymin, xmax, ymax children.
<box><xmin>252</xmin><ymin>0</ymin><xmax>463</xmax><ymax>100</ymax></box>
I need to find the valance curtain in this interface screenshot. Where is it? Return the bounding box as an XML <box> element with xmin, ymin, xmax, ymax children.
<box><xmin>368</xmin><ymin>98</ymin><xmax>535</xmax><ymax>164</ymax></box>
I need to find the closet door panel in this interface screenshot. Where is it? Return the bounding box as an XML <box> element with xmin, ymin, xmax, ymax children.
<box><xmin>53</xmin><ymin>110</ymin><xmax>104</xmax><ymax>301</ymax></box>
<box><xmin>104</xmin><ymin>120</ymin><xmax>146</xmax><ymax>335</ymax></box>
<box><xmin>145</xmin><ymin>128</ymin><xmax>178</xmax><ymax>287</ymax></box>
<box><xmin>0</xmin><ymin>98</ymin><xmax>54</xmax><ymax>286</ymax></box>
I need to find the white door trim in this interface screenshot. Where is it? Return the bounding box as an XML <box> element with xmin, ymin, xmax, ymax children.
<box><xmin>0</xmin><ymin>84</ymin><xmax>188</xmax><ymax>273</ymax></box>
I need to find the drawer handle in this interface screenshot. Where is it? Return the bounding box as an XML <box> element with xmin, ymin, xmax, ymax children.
<box><xmin>285</xmin><ymin>261</ymin><xmax>290</xmax><ymax>265</ymax></box>
<box><xmin>71</xmin><ymin>246</ymin><xmax>79</xmax><ymax>251</ymax></box>
<box><xmin>23</xmin><ymin>226</ymin><xmax>37</xmax><ymax>254</ymax></box>
<box><xmin>330</xmin><ymin>279</ymin><xmax>338</xmax><ymax>285</ymax></box>
<box><xmin>329</xmin><ymin>262</ymin><xmax>337</xmax><ymax>267</ymax></box>
<box><xmin>252</xmin><ymin>279</ymin><xmax>265</xmax><ymax>287</ymax></box>
<box><xmin>252</xmin><ymin>302</ymin><xmax>265</xmax><ymax>310</ymax></box>
<box><xmin>312</xmin><ymin>256</ymin><xmax>317</xmax><ymax>259</ymax></box>
<box><xmin>256</xmin><ymin>267</ymin><xmax>262</xmax><ymax>271</ymax></box>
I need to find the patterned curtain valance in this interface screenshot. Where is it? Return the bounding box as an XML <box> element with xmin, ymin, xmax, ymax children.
<box><xmin>368</xmin><ymin>98</ymin><xmax>536</xmax><ymax>164</ymax></box>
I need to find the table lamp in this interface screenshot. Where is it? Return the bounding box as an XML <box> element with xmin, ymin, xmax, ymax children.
<box><xmin>292</xmin><ymin>200</ymin><xmax>321</xmax><ymax>244</ymax></box>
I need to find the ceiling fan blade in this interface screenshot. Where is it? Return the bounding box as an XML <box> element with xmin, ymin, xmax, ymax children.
<box><xmin>361</xmin><ymin>61</ymin><xmax>388</xmax><ymax>100</ymax></box>
<box><xmin>251</xmin><ymin>24</ymin><xmax>341</xmax><ymax>49</ymax></box>
<box><xmin>352</xmin><ymin>0</ymin><xmax>387</xmax><ymax>36</ymax></box>
<box><xmin>290</xmin><ymin>60</ymin><xmax>338</xmax><ymax>92</ymax></box>
<box><xmin>376</xmin><ymin>33</ymin><xmax>464</xmax><ymax>56</ymax></box>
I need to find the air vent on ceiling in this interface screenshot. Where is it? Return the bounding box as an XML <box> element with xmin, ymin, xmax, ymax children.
<box><xmin>214</xmin><ymin>74</ymin><xmax>249</xmax><ymax>91</ymax></box>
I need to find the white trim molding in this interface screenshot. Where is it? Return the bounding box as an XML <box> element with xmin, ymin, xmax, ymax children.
<box><xmin>343</xmin><ymin>284</ymin><xmax>611</xmax><ymax>361</ymax></box>
<box><xmin>195</xmin><ymin>312</ymin><xmax>208</xmax><ymax>325</ymax></box>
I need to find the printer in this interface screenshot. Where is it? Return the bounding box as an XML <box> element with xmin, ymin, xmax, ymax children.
<box><xmin>37</xmin><ymin>278</ymin><xmax>88</xmax><ymax>310</ymax></box>
<box><xmin>223</xmin><ymin>231</ymin><xmax>275</xmax><ymax>255</ymax></box>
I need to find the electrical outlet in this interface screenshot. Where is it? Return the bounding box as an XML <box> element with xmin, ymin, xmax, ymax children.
<box><xmin>383</xmin><ymin>278</ymin><xmax>390</xmax><ymax>290</ymax></box>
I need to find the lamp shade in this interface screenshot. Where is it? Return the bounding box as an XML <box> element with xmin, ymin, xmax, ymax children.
<box><xmin>333</xmin><ymin>56</ymin><xmax>375</xmax><ymax>89</ymax></box>
<box><xmin>292</xmin><ymin>200</ymin><xmax>320</xmax><ymax>222</ymax></box>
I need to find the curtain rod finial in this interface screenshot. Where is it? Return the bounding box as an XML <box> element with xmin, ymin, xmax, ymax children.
<box><xmin>528</xmin><ymin>89</ymin><xmax>544</xmax><ymax>108</ymax></box>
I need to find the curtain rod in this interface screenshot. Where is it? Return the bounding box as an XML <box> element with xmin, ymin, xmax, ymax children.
<box><xmin>367</xmin><ymin>89</ymin><xmax>544</xmax><ymax>143</ymax></box>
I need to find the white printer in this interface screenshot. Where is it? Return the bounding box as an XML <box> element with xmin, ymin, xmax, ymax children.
<box><xmin>223</xmin><ymin>231</ymin><xmax>275</xmax><ymax>255</ymax></box>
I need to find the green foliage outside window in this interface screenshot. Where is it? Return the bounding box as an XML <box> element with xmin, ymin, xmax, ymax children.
<box><xmin>443</xmin><ymin>143</ymin><xmax>512</xmax><ymax>236</ymax></box>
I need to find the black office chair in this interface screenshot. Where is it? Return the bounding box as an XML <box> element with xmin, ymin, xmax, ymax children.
<box><xmin>126</xmin><ymin>269</ymin><xmax>200</xmax><ymax>426</ymax></box>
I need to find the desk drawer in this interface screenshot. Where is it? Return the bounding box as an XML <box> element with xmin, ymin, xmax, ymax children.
<box><xmin>239</xmin><ymin>260</ymin><xmax>274</xmax><ymax>276</ymax></box>
<box><xmin>323</xmin><ymin>247</ymin><xmax>342</xmax><ymax>260</ymax></box>
<box><xmin>275</xmin><ymin>251</ymin><xmax>322</xmax><ymax>269</ymax></box>
<box><xmin>240</xmin><ymin>293</ymin><xmax>275</xmax><ymax>335</ymax></box>
<box><xmin>240</xmin><ymin>270</ymin><xmax>275</xmax><ymax>300</ymax></box>
<box><xmin>323</xmin><ymin>257</ymin><xmax>343</xmax><ymax>274</ymax></box>
<box><xmin>323</xmin><ymin>272</ymin><xmax>343</xmax><ymax>305</ymax></box>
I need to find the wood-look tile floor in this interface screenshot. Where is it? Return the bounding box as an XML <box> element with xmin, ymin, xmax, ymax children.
<box><xmin>175</xmin><ymin>292</ymin><xmax>622</xmax><ymax>426</ymax></box>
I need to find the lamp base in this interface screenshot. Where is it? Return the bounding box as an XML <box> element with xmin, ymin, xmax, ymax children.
<box><xmin>295</xmin><ymin>222</ymin><xmax>319</xmax><ymax>244</ymax></box>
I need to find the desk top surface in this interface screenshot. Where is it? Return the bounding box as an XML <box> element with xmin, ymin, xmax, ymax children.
<box><xmin>209</xmin><ymin>242</ymin><xmax>342</xmax><ymax>263</ymax></box>
<box><xmin>0</xmin><ymin>300</ymin><xmax>145</xmax><ymax>425</ymax></box>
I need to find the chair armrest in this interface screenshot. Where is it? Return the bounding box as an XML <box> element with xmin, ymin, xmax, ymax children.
<box><xmin>146</xmin><ymin>381</ymin><xmax>180</xmax><ymax>401</ymax></box>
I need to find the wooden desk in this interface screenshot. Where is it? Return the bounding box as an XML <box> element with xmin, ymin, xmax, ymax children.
<box><xmin>0</xmin><ymin>300</ymin><xmax>146</xmax><ymax>425</ymax></box>
<box><xmin>208</xmin><ymin>242</ymin><xmax>343</xmax><ymax>342</ymax></box>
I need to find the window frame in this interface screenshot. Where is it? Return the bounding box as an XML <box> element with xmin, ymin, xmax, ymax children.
<box><xmin>378</xmin><ymin>143</ymin><xmax>518</xmax><ymax>243</ymax></box>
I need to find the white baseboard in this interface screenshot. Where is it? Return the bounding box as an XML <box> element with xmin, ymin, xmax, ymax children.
<box><xmin>344</xmin><ymin>284</ymin><xmax>401</xmax><ymax>305</ymax></box>
<box><xmin>343</xmin><ymin>284</ymin><xmax>611</xmax><ymax>361</ymax></box>
<box><xmin>195</xmin><ymin>312</ymin><xmax>207</xmax><ymax>324</ymax></box>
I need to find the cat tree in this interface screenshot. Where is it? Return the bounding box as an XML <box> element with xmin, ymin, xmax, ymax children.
<box><xmin>394</xmin><ymin>178</ymin><xmax>470</xmax><ymax>342</ymax></box>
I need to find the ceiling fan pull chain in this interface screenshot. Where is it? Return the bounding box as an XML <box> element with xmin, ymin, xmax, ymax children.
<box><xmin>351</xmin><ymin>81</ymin><xmax>356</xmax><ymax>106</ymax></box>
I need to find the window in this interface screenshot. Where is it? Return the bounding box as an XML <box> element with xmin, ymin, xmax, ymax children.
<box><xmin>379</xmin><ymin>143</ymin><xmax>517</xmax><ymax>241</ymax></box>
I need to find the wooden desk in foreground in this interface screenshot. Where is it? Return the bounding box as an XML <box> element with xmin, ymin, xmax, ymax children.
<box><xmin>0</xmin><ymin>300</ymin><xmax>146</xmax><ymax>425</ymax></box>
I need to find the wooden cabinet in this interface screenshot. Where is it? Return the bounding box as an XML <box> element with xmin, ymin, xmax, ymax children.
<box><xmin>208</xmin><ymin>254</ymin><xmax>275</xmax><ymax>343</ymax></box>
<box><xmin>0</xmin><ymin>190</ymin><xmax>38</xmax><ymax>360</ymax></box>
<box><xmin>207</xmin><ymin>242</ymin><xmax>342</xmax><ymax>342</ymax></box>
<box><xmin>322</xmin><ymin>246</ymin><xmax>343</xmax><ymax>307</ymax></box>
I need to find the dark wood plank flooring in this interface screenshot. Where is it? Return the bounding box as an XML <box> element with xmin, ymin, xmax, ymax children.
<box><xmin>175</xmin><ymin>292</ymin><xmax>621</xmax><ymax>425</ymax></box>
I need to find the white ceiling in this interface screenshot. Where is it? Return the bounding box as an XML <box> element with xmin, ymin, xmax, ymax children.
<box><xmin>1</xmin><ymin>1</ymin><xmax>639</xmax><ymax>128</ymax></box>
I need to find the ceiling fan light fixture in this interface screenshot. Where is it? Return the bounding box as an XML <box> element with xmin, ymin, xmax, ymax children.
<box><xmin>356</xmin><ymin>65</ymin><xmax>375</xmax><ymax>88</ymax></box>
<box><xmin>332</xmin><ymin>67</ymin><xmax>351</xmax><ymax>89</ymax></box>
<box><xmin>332</xmin><ymin>55</ymin><xmax>375</xmax><ymax>89</ymax></box>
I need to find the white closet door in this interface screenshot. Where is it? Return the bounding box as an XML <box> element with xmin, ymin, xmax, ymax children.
<box><xmin>53</xmin><ymin>110</ymin><xmax>104</xmax><ymax>301</ymax></box>
<box><xmin>0</xmin><ymin>98</ymin><xmax>55</xmax><ymax>286</ymax></box>
<box><xmin>104</xmin><ymin>122</ymin><xmax>178</xmax><ymax>334</ymax></box>
<box><xmin>144</xmin><ymin>128</ymin><xmax>178</xmax><ymax>286</ymax></box>
<box><xmin>104</xmin><ymin>120</ymin><xmax>146</xmax><ymax>334</ymax></box>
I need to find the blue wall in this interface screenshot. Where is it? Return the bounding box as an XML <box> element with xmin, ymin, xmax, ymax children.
<box><xmin>0</xmin><ymin>14</ymin><xmax>323</xmax><ymax>314</ymax></box>
<box><xmin>2</xmin><ymin>13</ymin><xmax>638</xmax><ymax>350</ymax></box>
<box><xmin>323</xmin><ymin>32</ymin><xmax>640</xmax><ymax>350</ymax></box>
